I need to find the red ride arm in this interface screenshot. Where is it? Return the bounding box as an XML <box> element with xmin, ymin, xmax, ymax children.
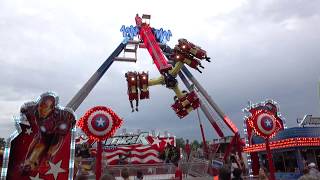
<box><xmin>138</xmin><ymin>24</ymin><xmax>172</xmax><ymax>73</ymax></box>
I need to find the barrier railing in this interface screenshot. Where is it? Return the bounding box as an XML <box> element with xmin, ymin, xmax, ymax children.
<box><xmin>75</xmin><ymin>157</ymin><xmax>210</xmax><ymax>179</ymax></box>
<box><xmin>181</xmin><ymin>157</ymin><xmax>210</xmax><ymax>177</ymax></box>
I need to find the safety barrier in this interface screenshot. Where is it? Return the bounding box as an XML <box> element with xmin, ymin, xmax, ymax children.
<box><xmin>76</xmin><ymin>157</ymin><xmax>211</xmax><ymax>179</ymax></box>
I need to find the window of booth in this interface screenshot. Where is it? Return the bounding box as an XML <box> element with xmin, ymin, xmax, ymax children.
<box><xmin>261</xmin><ymin>154</ymin><xmax>268</xmax><ymax>169</ymax></box>
<box><xmin>283</xmin><ymin>151</ymin><xmax>298</xmax><ymax>172</ymax></box>
<box><xmin>314</xmin><ymin>149</ymin><xmax>320</xmax><ymax>170</ymax></box>
<box><xmin>301</xmin><ymin>149</ymin><xmax>317</xmax><ymax>167</ymax></box>
<box><xmin>260</xmin><ymin>150</ymin><xmax>298</xmax><ymax>173</ymax></box>
<box><xmin>273</xmin><ymin>152</ymin><xmax>286</xmax><ymax>172</ymax></box>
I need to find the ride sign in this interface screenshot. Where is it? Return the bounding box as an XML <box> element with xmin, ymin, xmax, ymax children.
<box><xmin>120</xmin><ymin>25</ymin><xmax>172</xmax><ymax>44</ymax></box>
<box><xmin>120</xmin><ymin>25</ymin><xmax>139</xmax><ymax>40</ymax></box>
<box><xmin>103</xmin><ymin>132</ymin><xmax>150</xmax><ymax>147</ymax></box>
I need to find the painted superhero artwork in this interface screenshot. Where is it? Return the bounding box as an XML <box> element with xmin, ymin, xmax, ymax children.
<box><xmin>6</xmin><ymin>92</ymin><xmax>75</xmax><ymax>180</ymax></box>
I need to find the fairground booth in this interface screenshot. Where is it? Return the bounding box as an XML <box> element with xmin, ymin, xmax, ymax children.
<box><xmin>244</xmin><ymin>105</ymin><xmax>320</xmax><ymax>180</ymax></box>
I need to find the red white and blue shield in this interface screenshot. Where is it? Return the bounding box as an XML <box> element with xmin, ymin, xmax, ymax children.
<box><xmin>88</xmin><ymin>110</ymin><xmax>113</xmax><ymax>137</ymax></box>
<box><xmin>248</xmin><ymin>110</ymin><xmax>281</xmax><ymax>139</ymax></box>
<box><xmin>256</xmin><ymin>113</ymin><xmax>276</xmax><ymax>136</ymax></box>
<box><xmin>77</xmin><ymin>106</ymin><xmax>123</xmax><ymax>141</ymax></box>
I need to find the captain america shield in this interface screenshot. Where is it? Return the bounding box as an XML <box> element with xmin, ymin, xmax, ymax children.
<box><xmin>77</xmin><ymin>106</ymin><xmax>123</xmax><ymax>141</ymax></box>
<box><xmin>256</xmin><ymin>113</ymin><xmax>276</xmax><ymax>136</ymax></box>
<box><xmin>88</xmin><ymin>110</ymin><xmax>113</xmax><ymax>136</ymax></box>
<box><xmin>248</xmin><ymin>109</ymin><xmax>281</xmax><ymax>139</ymax></box>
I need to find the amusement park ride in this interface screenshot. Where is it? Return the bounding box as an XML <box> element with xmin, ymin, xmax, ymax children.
<box><xmin>1</xmin><ymin>14</ymin><xmax>248</xmax><ymax>180</ymax></box>
<box><xmin>66</xmin><ymin>14</ymin><xmax>244</xmax><ymax>165</ymax></box>
<box><xmin>9</xmin><ymin>13</ymin><xmax>320</xmax><ymax>180</ymax></box>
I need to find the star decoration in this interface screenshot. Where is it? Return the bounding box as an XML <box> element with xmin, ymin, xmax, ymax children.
<box><xmin>152</xmin><ymin>137</ymin><xmax>161</xmax><ymax>148</ymax></box>
<box><xmin>164</xmin><ymin>138</ymin><xmax>172</xmax><ymax>145</ymax></box>
<box><xmin>45</xmin><ymin>160</ymin><xmax>66</xmax><ymax>180</ymax></box>
<box><xmin>147</xmin><ymin>167</ymin><xmax>153</xmax><ymax>174</ymax></box>
<box><xmin>29</xmin><ymin>173</ymin><xmax>43</xmax><ymax>180</ymax></box>
<box><xmin>96</xmin><ymin>117</ymin><xmax>105</xmax><ymax>127</ymax></box>
<box><xmin>265</xmin><ymin>119</ymin><xmax>272</xmax><ymax>127</ymax></box>
<box><xmin>25</xmin><ymin>128</ymin><xmax>33</xmax><ymax>135</ymax></box>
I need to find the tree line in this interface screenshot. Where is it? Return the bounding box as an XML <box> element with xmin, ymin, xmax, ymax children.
<box><xmin>175</xmin><ymin>137</ymin><xmax>208</xmax><ymax>150</ymax></box>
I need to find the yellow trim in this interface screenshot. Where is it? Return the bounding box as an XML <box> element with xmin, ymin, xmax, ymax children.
<box><xmin>187</xmin><ymin>107</ymin><xmax>193</xmax><ymax>113</ymax></box>
<box><xmin>182</xmin><ymin>100</ymin><xmax>190</xmax><ymax>107</ymax></box>
<box><xmin>190</xmin><ymin>48</ymin><xmax>197</xmax><ymax>55</ymax></box>
<box><xmin>172</xmin><ymin>85</ymin><xmax>185</xmax><ymax>99</ymax></box>
<box><xmin>131</xmin><ymin>86</ymin><xmax>137</xmax><ymax>93</ymax></box>
<box><xmin>148</xmin><ymin>76</ymin><xmax>164</xmax><ymax>86</ymax></box>
<box><xmin>169</xmin><ymin>61</ymin><xmax>184</xmax><ymax>77</ymax></box>
<box><xmin>184</xmin><ymin>58</ymin><xmax>192</xmax><ymax>65</ymax></box>
<box><xmin>142</xmin><ymin>84</ymin><xmax>148</xmax><ymax>91</ymax></box>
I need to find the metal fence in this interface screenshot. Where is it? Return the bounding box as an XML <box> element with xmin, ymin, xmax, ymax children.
<box><xmin>75</xmin><ymin>157</ymin><xmax>211</xmax><ymax>179</ymax></box>
<box><xmin>181</xmin><ymin>157</ymin><xmax>210</xmax><ymax>177</ymax></box>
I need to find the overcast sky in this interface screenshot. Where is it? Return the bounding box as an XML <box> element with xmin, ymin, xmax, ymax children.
<box><xmin>0</xmin><ymin>0</ymin><xmax>320</xmax><ymax>141</ymax></box>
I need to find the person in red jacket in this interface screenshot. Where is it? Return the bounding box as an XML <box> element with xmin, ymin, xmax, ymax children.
<box><xmin>185</xmin><ymin>139</ymin><xmax>191</xmax><ymax>161</ymax></box>
<box><xmin>174</xmin><ymin>162</ymin><xmax>182</xmax><ymax>180</ymax></box>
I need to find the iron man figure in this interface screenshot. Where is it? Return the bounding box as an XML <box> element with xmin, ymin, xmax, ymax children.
<box><xmin>21</xmin><ymin>93</ymin><xmax>75</xmax><ymax>174</ymax></box>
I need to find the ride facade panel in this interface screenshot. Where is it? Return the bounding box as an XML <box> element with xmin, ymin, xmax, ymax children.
<box><xmin>4</xmin><ymin>92</ymin><xmax>76</xmax><ymax>180</ymax></box>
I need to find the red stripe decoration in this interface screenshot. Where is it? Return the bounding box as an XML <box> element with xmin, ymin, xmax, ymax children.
<box><xmin>103</xmin><ymin>137</ymin><xmax>174</xmax><ymax>165</ymax></box>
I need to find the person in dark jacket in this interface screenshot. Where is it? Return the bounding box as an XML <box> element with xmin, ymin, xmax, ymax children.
<box><xmin>232</xmin><ymin>168</ymin><xmax>243</xmax><ymax>180</ymax></box>
<box><xmin>219</xmin><ymin>165</ymin><xmax>231</xmax><ymax>180</ymax></box>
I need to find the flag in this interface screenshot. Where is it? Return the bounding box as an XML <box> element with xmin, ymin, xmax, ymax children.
<box><xmin>104</xmin><ymin>136</ymin><xmax>175</xmax><ymax>165</ymax></box>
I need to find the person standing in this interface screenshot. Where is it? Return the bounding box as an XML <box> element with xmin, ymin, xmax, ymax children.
<box><xmin>218</xmin><ymin>165</ymin><xmax>231</xmax><ymax>180</ymax></box>
<box><xmin>307</xmin><ymin>162</ymin><xmax>320</xmax><ymax>177</ymax></box>
<box><xmin>185</xmin><ymin>139</ymin><xmax>191</xmax><ymax>161</ymax></box>
<box><xmin>134</xmin><ymin>170</ymin><xmax>143</xmax><ymax>180</ymax></box>
<box><xmin>174</xmin><ymin>162</ymin><xmax>182</xmax><ymax>180</ymax></box>
<box><xmin>164</xmin><ymin>143</ymin><xmax>172</xmax><ymax>163</ymax></box>
<box><xmin>298</xmin><ymin>167</ymin><xmax>314</xmax><ymax>180</ymax></box>
<box><xmin>230</xmin><ymin>155</ymin><xmax>238</xmax><ymax>178</ymax></box>
<box><xmin>258</xmin><ymin>167</ymin><xmax>269</xmax><ymax>180</ymax></box>
<box><xmin>232</xmin><ymin>168</ymin><xmax>243</xmax><ymax>180</ymax></box>
<box><xmin>100</xmin><ymin>171</ymin><xmax>116</xmax><ymax>180</ymax></box>
<box><xmin>121</xmin><ymin>168</ymin><xmax>130</xmax><ymax>180</ymax></box>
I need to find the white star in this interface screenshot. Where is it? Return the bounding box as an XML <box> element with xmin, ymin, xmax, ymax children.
<box><xmin>265</xmin><ymin>119</ymin><xmax>272</xmax><ymax>127</ymax></box>
<box><xmin>147</xmin><ymin>167</ymin><xmax>153</xmax><ymax>174</ymax></box>
<box><xmin>164</xmin><ymin>138</ymin><xmax>172</xmax><ymax>145</ymax></box>
<box><xmin>45</xmin><ymin>160</ymin><xmax>66</xmax><ymax>180</ymax></box>
<box><xmin>29</xmin><ymin>173</ymin><xmax>43</xmax><ymax>180</ymax></box>
<box><xmin>25</xmin><ymin>128</ymin><xmax>33</xmax><ymax>135</ymax></box>
<box><xmin>152</xmin><ymin>137</ymin><xmax>161</xmax><ymax>148</ymax></box>
<box><xmin>97</xmin><ymin>117</ymin><xmax>105</xmax><ymax>127</ymax></box>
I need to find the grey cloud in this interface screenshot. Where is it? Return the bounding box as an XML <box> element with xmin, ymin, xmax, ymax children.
<box><xmin>1</xmin><ymin>0</ymin><xmax>320</xmax><ymax>142</ymax></box>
